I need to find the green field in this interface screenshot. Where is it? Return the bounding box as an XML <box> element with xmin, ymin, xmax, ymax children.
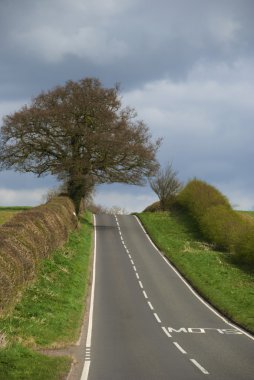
<box><xmin>0</xmin><ymin>207</ymin><xmax>31</xmax><ymax>225</ymax></box>
<box><xmin>138</xmin><ymin>210</ymin><xmax>254</xmax><ymax>333</ymax></box>
<box><xmin>0</xmin><ymin>212</ymin><xmax>93</xmax><ymax>379</ymax></box>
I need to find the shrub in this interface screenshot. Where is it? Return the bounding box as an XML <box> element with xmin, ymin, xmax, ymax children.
<box><xmin>0</xmin><ymin>196</ymin><xmax>78</xmax><ymax>312</ymax></box>
<box><xmin>177</xmin><ymin>179</ymin><xmax>231</xmax><ymax>222</ymax></box>
<box><xmin>177</xmin><ymin>179</ymin><xmax>254</xmax><ymax>266</ymax></box>
<box><xmin>200</xmin><ymin>205</ymin><xmax>242</xmax><ymax>252</ymax></box>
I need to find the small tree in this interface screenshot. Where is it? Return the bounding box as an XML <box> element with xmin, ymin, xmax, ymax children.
<box><xmin>0</xmin><ymin>78</ymin><xmax>161</xmax><ymax>214</ymax></box>
<box><xmin>149</xmin><ymin>163</ymin><xmax>182</xmax><ymax>210</ymax></box>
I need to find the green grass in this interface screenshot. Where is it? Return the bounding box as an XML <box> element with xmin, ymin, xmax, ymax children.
<box><xmin>138</xmin><ymin>211</ymin><xmax>254</xmax><ymax>333</ymax></box>
<box><xmin>0</xmin><ymin>345</ymin><xmax>70</xmax><ymax>380</ymax></box>
<box><xmin>240</xmin><ymin>210</ymin><xmax>254</xmax><ymax>219</ymax></box>
<box><xmin>0</xmin><ymin>211</ymin><xmax>93</xmax><ymax>379</ymax></box>
<box><xmin>0</xmin><ymin>207</ymin><xmax>31</xmax><ymax>225</ymax></box>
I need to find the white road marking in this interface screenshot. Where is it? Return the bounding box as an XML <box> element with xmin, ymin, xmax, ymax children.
<box><xmin>190</xmin><ymin>359</ymin><xmax>209</xmax><ymax>375</ymax></box>
<box><xmin>154</xmin><ymin>313</ymin><xmax>161</xmax><ymax>323</ymax></box>
<box><xmin>162</xmin><ymin>326</ymin><xmax>172</xmax><ymax>338</ymax></box>
<box><xmin>133</xmin><ymin>266</ymin><xmax>137</xmax><ymax>271</ymax></box>
<box><xmin>128</xmin><ymin>254</ymin><xmax>132</xmax><ymax>259</ymax></box>
<box><xmin>131</xmin><ymin>259</ymin><xmax>134</xmax><ymax>265</ymax></box>
<box><xmin>80</xmin><ymin>215</ymin><xmax>97</xmax><ymax>380</ymax></box>
<box><xmin>136</xmin><ymin>272</ymin><xmax>140</xmax><ymax>279</ymax></box>
<box><xmin>143</xmin><ymin>290</ymin><xmax>148</xmax><ymax>299</ymax></box>
<box><xmin>148</xmin><ymin>301</ymin><xmax>154</xmax><ymax>310</ymax></box>
<box><xmin>139</xmin><ymin>280</ymin><xmax>144</xmax><ymax>289</ymax></box>
<box><xmin>134</xmin><ymin>216</ymin><xmax>254</xmax><ymax>342</ymax></box>
<box><xmin>173</xmin><ymin>342</ymin><xmax>187</xmax><ymax>354</ymax></box>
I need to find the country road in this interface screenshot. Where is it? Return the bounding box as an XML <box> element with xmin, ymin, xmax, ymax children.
<box><xmin>81</xmin><ymin>214</ymin><xmax>253</xmax><ymax>380</ymax></box>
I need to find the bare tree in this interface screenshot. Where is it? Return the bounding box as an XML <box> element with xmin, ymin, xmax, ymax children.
<box><xmin>149</xmin><ymin>163</ymin><xmax>182</xmax><ymax>211</ymax></box>
<box><xmin>0</xmin><ymin>78</ymin><xmax>161</xmax><ymax>214</ymax></box>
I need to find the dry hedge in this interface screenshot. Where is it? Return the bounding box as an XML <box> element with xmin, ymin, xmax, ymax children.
<box><xmin>0</xmin><ymin>196</ymin><xmax>78</xmax><ymax>312</ymax></box>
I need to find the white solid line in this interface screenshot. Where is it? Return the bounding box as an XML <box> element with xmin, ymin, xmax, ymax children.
<box><xmin>190</xmin><ymin>359</ymin><xmax>209</xmax><ymax>375</ymax></box>
<box><xmin>173</xmin><ymin>342</ymin><xmax>187</xmax><ymax>354</ymax></box>
<box><xmin>134</xmin><ymin>216</ymin><xmax>254</xmax><ymax>341</ymax></box>
<box><xmin>143</xmin><ymin>290</ymin><xmax>148</xmax><ymax>299</ymax></box>
<box><xmin>148</xmin><ymin>301</ymin><xmax>154</xmax><ymax>310</ymax></box>
<box><xmin>80</xmin><ymin>215</ymin><xmax>97</xmax><ymax>380</ymax></box>
<box><xmin>80</xmin><ymin>361</ymin><xmax>91</xmax><ymax>380</ymax></box>
<box><xmin>162</xmin><ymin>326</ymin><xmax>172</xmax><ymax>338</ymax></box>
<box><xmin>154</xmin><ymin>313</ymin><xmax>161</xmax><ymax>323</ymax></box>
<box><xmin>136</xmin><ymin>272</ymin><xmax>140</xmax><ymax>279</ymax></box>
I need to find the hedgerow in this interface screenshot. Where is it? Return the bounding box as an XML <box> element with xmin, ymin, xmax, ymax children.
<box><xmin>177</xmin><ymin>179</ymin><xmax>254</xmax><ymax>266</ymax></box>
<box><xmin>0</xmin><ymin>196</ymin><xmax>78</xmax><ymax>313</ymax></box>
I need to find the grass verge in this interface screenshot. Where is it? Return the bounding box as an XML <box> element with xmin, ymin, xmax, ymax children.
<box><xmin>138</xmin><ymin>211</ymin><xmax>254</xmax><ymax>333</ymax></box>
<box><xmin>0</xmin><ymin>211</ymin><xmax>93</xmax><ymax>379</ymax></box>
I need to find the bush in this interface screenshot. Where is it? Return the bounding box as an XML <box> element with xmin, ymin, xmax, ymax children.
<box><xmin>177</xmin><ymin>179</ymin><xmax>231</xmax><ymax>222</ymax></box>
<box><xmin>177</xmin><ymin>179</ymin><xmax>254</xmax><ymax>266</ymax></box>
<box><xmin>200</xmin><ymin>205</ymin><xmax>242</xmax><ymax>252</ymax></box>
<box><xmin>0</xmin><ymin>197</ymin><xmax>78</xmax><ymax>312</ymax></box>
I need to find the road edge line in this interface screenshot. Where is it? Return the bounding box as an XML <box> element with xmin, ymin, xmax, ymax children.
<box><xmin>134</xmin><ymin>215</ymin><xmax>254</xmax><ymax>342</ymax></box>
<box><xmin>80</xmin><ymin>214</ymin><xmax>97</xmax><ymax>380</ymax></box>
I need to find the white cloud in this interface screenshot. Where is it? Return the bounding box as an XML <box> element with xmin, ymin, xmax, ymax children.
<box><xmin>0</xmin><ymin>188</ymin><xmax>49</xmax><ymax>206</ymax></box>
<box><xmin>94</xmin><ymin>187</ymin><xmax>157</xmax><ymax>213</ymax></box>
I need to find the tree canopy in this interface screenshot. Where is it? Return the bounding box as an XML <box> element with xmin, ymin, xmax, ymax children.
<box><xmin>0</xmin><ymin>78</ymin><xmax>161</xmax><ymax>213</ymax></box>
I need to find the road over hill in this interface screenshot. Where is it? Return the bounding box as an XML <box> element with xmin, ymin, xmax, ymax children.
<box><xmin>81</xmin><ymin>214</ymin><xmax>253</xmax><ymax>380</ymax></box>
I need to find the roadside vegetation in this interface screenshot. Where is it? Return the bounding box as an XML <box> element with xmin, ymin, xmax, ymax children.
<box><xmin>177</xmin><ymin>179</ymin><xmax>254</xmax><ymax>266</ymax></box>
<box><xmin>0</xmin><ymin>211</ymin><xmax>93</xmax><ymax>379</ymax></box>
<box><xmin>138</xmin><ymin>210</ymin><xmax>254</xmax><ymax>333</ymax></box>
<box><xmin>0</xmin><ymin>207</ymin><xmax>31</xmax><ymax>225</ymax></box>
<box><xmin>140</xmin><ymin>178</ymin><xmax>254</xmax><ymax>333</ymax></box>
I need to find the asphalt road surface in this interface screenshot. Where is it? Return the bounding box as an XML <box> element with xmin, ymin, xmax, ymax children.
<box><xmin>81</xmin><ymin>214</ymin><xmax>253</xmax><ymax>380</ymax></box>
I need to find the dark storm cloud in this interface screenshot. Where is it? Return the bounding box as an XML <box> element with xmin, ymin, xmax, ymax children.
<box><xmin>0</xmin><ymin>0</ymin><xmax>253</xmax><ymax>209</ymax></box>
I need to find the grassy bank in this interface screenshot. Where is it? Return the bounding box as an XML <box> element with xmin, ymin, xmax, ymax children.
<box><xmin>0</xmin><ymin>211</ymin><xmax>93</xmax><ymax>379</ymax></box>
<box><xmin>138</xmin><ymin>211</ymin><xmax>254</xmax><ymax>333</ymax></box>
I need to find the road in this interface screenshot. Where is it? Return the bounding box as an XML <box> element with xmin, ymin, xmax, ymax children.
<box><xmin>81</xmin><ymin>214</ymin><xmax>254</xmax><ymax>380</ymax></box>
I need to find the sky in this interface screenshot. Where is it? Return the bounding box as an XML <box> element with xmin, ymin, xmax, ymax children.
<box><xmin>0</xmin><ymin>0</ymin><xmax>253</xmax><ymax>212</ymax></box>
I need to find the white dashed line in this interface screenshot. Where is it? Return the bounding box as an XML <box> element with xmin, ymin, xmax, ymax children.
<box><xmin>139</xmin><ymin>280</ymin><xmax>144</xmax><ymax>289</ymax></box>
<box><xmin>131</xmin><ymin>259</ymin><xmax>134</xmax><ymax>265</ymax></box>
<box><xmin>133</xmin><ymin>266</ymin><xmax>137</xmax><ymax>271</ymax></box>
<box><xmin>154</xmin><ymin>313</ymin><xmax>161</xmax><ymax>323</ymax></box>
<box><xmin>136</xmin><ymin>273</ymin><xmax>140</xmax><ymax>279</ymax></box>
<box><xmin>190</xmin><ymin>359</ymin><xmax>209</xmax><ymax>375</ymax></box>
<box><xmin>148</xmin><ymin>301</ymin><xmax>154</xmax><ymax>310</ymax></box>
<box><xmin>143</xmin><ymin>290</ymin><xmax>148</xmax><ymax>299</ymax></box>
<box><xmin>173</xmin><ymin>342</ymin><xmax>187</xmax><ymax>354</ymax></box>
<box><xmin>162</xmin><ymin>326</ymin><xmax>172</xmax><ymax>338</ymax></box>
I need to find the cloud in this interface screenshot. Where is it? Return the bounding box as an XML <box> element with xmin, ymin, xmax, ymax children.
<box><xmin>0</xmin><ymin>0</ymin><xmax>253</xmax><ymax>211</ymax></box>
<box><xmin>94</xmin><ymin>184</ymin><xmax>157</xmax><ymax>213</ymax></box>
<box><xmin>122</xmin><ymin>59</ymin><xmax>254</xmax><ymax>209</ymax></box>
<box><xmin>0</xmin><ymin>188</ymin><xmax>48</xmax><ymax>206</ymax></box>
